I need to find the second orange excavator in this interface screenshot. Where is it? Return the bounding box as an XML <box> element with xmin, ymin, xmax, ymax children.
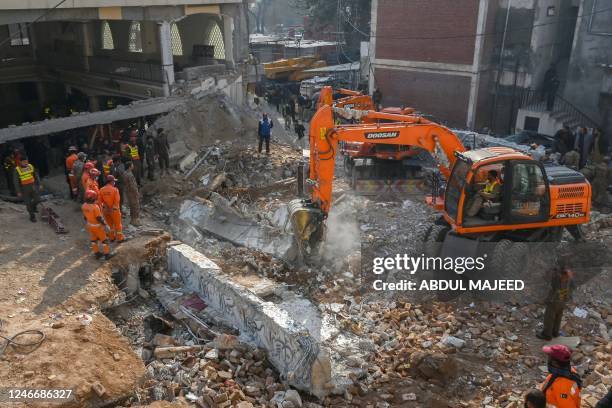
<box><xmin>320</xmin><ymin>86</ymin><xmax>432</xmax><ymax>195</ymax></box>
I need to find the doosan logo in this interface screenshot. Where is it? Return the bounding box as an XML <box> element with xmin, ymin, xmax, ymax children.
<box><xmin>365</xmin><ymin>131</ymin><xmax>399</xmax><ymax>140</ymax></box>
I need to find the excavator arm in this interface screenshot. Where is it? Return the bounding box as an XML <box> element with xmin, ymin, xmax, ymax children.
<box><xmin>308</xmin><ymin>105</ymin><xmax>465</xmax><ymax>214</ymax></box>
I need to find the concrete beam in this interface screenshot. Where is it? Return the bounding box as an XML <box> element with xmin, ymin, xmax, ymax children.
<box><xmin>0</xmin><ymin>1</ymin><xmax>241</xmax><ymax>10</ymax></box>
<box><xmin>167</xmin><ymin>244</ymin><xmax>334</xmax><ymax>398</ymax></box>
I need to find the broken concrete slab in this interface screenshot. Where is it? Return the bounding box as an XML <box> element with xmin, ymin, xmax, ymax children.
<box><xmin>167</xmin><ymin>244</ymin><xmax>369</xmax><ymax>398</ymax></box>
<box><xmin>178</xmin><ymin>197</ymin><xmax>295</xmax><ymax>261</ymax></box>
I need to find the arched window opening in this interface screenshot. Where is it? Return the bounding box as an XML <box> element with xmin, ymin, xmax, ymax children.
<box><xmin>128</xmin><ymin>21</ymin><xmax>143</xmax><ymax>53</ymax></box>
<box><xmin>171</xmin><ymin>23</ymin><xmax>183</xmax><ymax>56</ymax></box>
<box><xmin>101</xmin><ymin>21</ymin><xmax>114</xmax><ymax>50</ymax></box>
<box><xmin>206</xmin><ymin>22</ymin><xmax>225</xmax><ymax>60</ymax></box>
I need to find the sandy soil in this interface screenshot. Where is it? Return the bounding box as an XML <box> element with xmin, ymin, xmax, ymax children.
<box><xmin>0</xmin><ymin>199</ymin><xmax>166</xmax><ymax>407</ymax></box>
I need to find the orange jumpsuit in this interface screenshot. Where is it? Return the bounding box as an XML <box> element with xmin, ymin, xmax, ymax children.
<box><xmin>86</xmin><ymin>177</ymin><xmax>100</xmax><ymax>202</ymax></box>
<box><xmin>99</xmin><ymin>184</ymin><xmax>123</xmax><ymax>242</ymax></box>
<box><xmin>81</xmin><ymin>202</ymin><xmax>110</xmax><ymax>255</ymax></box>
<box><xmin>66</xmin><ymin>153</ymin><xmax>78</xmax><ymax>193</ymax></box>
<box><xmin>81</xmin><ymin>171</ymin><xmax>90</xmax><ymax>192</ymax></box>
<box><xmin>540</xmin><ymin>370</ymin><xmax>581</xmax><ymax>408</ymax></box>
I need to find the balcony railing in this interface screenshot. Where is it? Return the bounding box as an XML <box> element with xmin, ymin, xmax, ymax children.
<box><xmin>517</xmin><ymin>88</ymin><xmax>600</xmax><ymax>129</ymax></box>
<box><xmin>35</xmin><ymin>51</ymin><xmax>164</xmax><ymax>83</ymax></box>
<box><xmin>88</xmin><ymin>56</ymin><xmax>164</xmax><ymax>83</ymax></box>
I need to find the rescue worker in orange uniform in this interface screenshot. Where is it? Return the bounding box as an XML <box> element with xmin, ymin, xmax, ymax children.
<box><xmin>99</xmin><ymin>175</ymin><xmax>124</xmax><ymax>243</ymax></box>
<box><xmin>65</xmin><ymin>146</ymin><xmax>79</xmax><ymax>199</ymax></box>
<box><xmin>80</xmin><ymin>162</ymin><xmax>94</xmax><ymax>201</ymax></box>
<box><xmin>86</xmin><ymin>168</ymin><xmax>101</xmax><ymax>201</ymax></box>
<box><xmin>81</xmin><ymin>189</ymin><xmax>111</xmax><ymax>260</ymax></box>
<box><xmin>540</xmin><ymin>344</ymin><xmax>581</xmax><ymax>408</ymax></box>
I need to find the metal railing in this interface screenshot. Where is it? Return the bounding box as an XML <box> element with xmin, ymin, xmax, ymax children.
<box><xmin>517</xmin><ymin>88</ymin><xmax>600</xmax><ymax>129</ymax></box>
<box><xmin>36</xmin><ymin>51</ymin><xmax>164</xmax><ymax>83</ymax></box>
<box><xmin>87</xmin><ymin>56</ymin><xmax>164</xmax><ymax>83</ymax></box>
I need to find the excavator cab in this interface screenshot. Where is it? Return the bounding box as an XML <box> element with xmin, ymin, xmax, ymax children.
<box><xmin>441</xmin><ymin>149</ymin><xmax>589</xmax><ymax>239</ymax></box>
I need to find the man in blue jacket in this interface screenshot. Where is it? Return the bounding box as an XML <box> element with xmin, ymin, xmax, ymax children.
<box><xmin>258</xmin><ymin>113</ymin><xmax>274</xmax><ymax>154</ymax></box>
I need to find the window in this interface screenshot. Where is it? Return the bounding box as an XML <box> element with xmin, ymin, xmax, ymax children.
<box><xmin>128</xmin><ymin>21</ymin><xmax>143</xmax><ymax>53</ymax></box>
<box><xmin>445</xmin><ymin>159</ymin><xmax>470</xmax><ymax>220</ymax></box>
<box><xmin>101</xmin><ymin>21</ymin><xmax>114</xmax><ymax>50</ymax></box>
<box><xmin>510</xmin><ymin>163</ymin><xmax>546</xmax><ymax>219</ymax></box>
<box><xmin>8</xmin><ymin>23</ymin><xmax>30</xmax><ymax>46</ymax></box>
<box><xmin>206</xmin><ymin>22</ymin><xmax>225</xmax><ymax>59</ymax></box>
<box><xmin>171</xmin><ymin>23</ymin><xmax>183</xmax><ymax>56</ymax></box>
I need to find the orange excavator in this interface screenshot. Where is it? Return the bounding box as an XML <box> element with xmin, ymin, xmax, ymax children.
<box><xmin>289</xmin><ymin>104</ymin><xmax>591</xmax><ymax>269</ymax></box>
<box><xmin>320</xmin><ymin>86</ymin><xmax>431</xmax><ymax>195</ymax></box>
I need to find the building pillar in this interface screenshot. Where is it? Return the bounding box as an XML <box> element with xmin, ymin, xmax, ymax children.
<box><xmin>81</xmin><ymin>22</ymin><xmax>94</xmax><ymax>72</ymax></box>
<box><xmin>467</xmin><ymin>0</ymin><xmax>489</xmax><ymax>130</ymax></box>
<box><xmin>158</xmin><ymin>21</ymin><xmax>175</xmax><ymax>97</ymax></box>
<box><xmin>89</xmin><ymin>95</ymin><xmax>101</xmax><ymax>112</ymax></box>
<box><xmin>223</xmin><ymin>14</ymin><xmax>234</xmax><ymax>65</ymax></box>
<box><xmin>36</xmin><ymin>82</ymin><xmax>47</xmax><ymax>109</ymax></box>
<box><xmin>368</xmin><ymin>0</ymin><xmax>378</xmax><ymax>95</ymax></box>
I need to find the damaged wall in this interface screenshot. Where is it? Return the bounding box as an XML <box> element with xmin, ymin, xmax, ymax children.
<box><xmin>167</xmin><ymin>243</ymin><xmax>334</xmax><ymax>398</ymax></box>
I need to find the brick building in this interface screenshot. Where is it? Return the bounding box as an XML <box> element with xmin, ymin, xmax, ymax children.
<box><xmin>368</xmin><ymin>0</ymin><xmax>609</xmax><ymax>135</ymax></box>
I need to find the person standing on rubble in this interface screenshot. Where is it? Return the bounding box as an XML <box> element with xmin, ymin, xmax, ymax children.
<box><xmin>121</xmin><ymin>160</ymin><xmax>141</xmax><ymax>226</ymax></box>
<box><xmin>145</xmin><ymin>136</ymin><xmax>156</xmax><ymax>181</ymax></box>
<box><xmin>540</xmin><ymin>344</ymin><xmax>581</xmax><ymax>408</ymax></box>
<box><xmin>81</xmin><ymin>189</ymin><xmax>111</xmax><ymax>260</ymax></box>
<box><xmin>154</xmin><ymin>128</ymin><xmax>171</xmax><ymax>176</ymax></box>
<box><xmin>126</xmin><ymin>133</ymin><xmax>143</xmax><ymax>186</ymax></box>
<box><xmin>258</xmin><ymin>113</ymin><xmax>273</xmax><ymax>155</ymax></box>
<box><xmin>537</xmin><ymin>260</ymin><xmax>575</xmax><ymax>341</ymax></box>
<box><xmin>294</xmin><ymin>120</ymin><xmax>306</xmax><ymax>149</ymax></box>
<box><xmin>99</xmin><ymin>175</ymin><xmax>124</xmax><ymax>243</ymax></box>
<box><xmin>72</xmin><ymin>152</ymin><xmax>86</xmax><ymax>202</ymax></box>
<box><xmin>65</xmin><ymin>146</ymin><xmax>79</xmax><ymax>199</ymax></box>
<box><xmin>13</xmin><ymin>156</ymin><xmax>42</xmax><ymax>223</ymax></box>
<box><xmin>574</xmin><ymin>127</ymin><xmax>593</xmax><ymax>169</ymax></box>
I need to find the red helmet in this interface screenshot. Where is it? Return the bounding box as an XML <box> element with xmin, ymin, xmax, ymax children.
<box><xmin>542</xmin><ymin>344</ymin><xmax>572</xmax><ymax>362</ymax></box>
<box><xmin>89</xmin><ymin>168</ymin><xmax>101</xmax><ymax>177</ymax></box>
<box><xmin>85</xmin><ymin>189</ymin><xmax>98</xmax><ymax>201</ymax></box>
<box><xmin>84</xmin><ymin>162</ymin><xmax>95</xmax><ymax>171</ymax></box>
<box><xmin>106</xmin><ymin>175</ymin><xmax>116</xmax><ymax>183</ymax></box>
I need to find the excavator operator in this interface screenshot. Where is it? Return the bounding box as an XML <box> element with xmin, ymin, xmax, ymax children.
<box><xmin>466</xmin><ymin>170</ymin><xmax>503</xmax><ymax>217</ymax></box>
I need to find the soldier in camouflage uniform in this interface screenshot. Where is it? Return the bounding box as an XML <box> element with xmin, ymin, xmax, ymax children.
<box><xmin>120</xmin><ymin>161</ymin><xmax>141</xmax><ymax>226</ymax></box>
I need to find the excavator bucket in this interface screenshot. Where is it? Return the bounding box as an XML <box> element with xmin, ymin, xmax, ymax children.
<box><xmin>287</xmin><ymin>199</ymin><xmax>325</xmax><ymax>260</ymax></box>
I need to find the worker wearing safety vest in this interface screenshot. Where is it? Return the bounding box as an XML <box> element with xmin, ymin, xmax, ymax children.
<box><xmin>540</xmin><ymin>344</ymin><xmax>581</xmax><ymax>408</ymax></box>
<box><xmin>13</xmin><ymin>156</ymin><xmax>42</xmax><ymax>222</ymax></box>
<box><xmin>99</xmin><ymin>175</ymin><xmax>124</xmax><ymax>242</ymax></box>
<box><xmin>82</xmin><ymin>189</ymin><xmax>111</xmax><ymax>260</ymax></box>
<box><xmin>65</xmin><ymin>146</ymin><xmax>79</xmax><ymax>199</ymax></box>
<box><xmin>126</xmin><ymin>134</ymin><xmax>142</xmax><ymax>186</ymax></box>
<box><xmin>466</xmin><ymin>169</ymin><xmax>502</xmax><ymax>217</ymax></box>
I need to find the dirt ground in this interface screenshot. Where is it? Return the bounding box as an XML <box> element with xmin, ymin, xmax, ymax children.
<box><xmin>0</xmin><ymin>199</ymin><xmax>167</xmax><ymax>407</ymax></box>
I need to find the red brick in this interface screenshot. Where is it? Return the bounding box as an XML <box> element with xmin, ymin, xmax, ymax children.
<box><xmin>375</xmin><ymin>0</ymin><xmax>479</xmax><ymax>65</ymax></box>
<box><xmin>374</xmin><ymin>68</ymin><xmax>471</xmax><ymax>127</ymax></box>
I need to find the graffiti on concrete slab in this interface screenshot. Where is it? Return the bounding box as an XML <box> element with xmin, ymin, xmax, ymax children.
<box><xmin>168</xmin><ymin>244</ymin><xmax>322</xmax><ymax>390</ymax></box>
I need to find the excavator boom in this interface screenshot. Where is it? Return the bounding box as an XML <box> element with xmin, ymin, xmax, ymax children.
<box><xmin>309</xmin><ymin>105</ymin><xmax>465</xmax><ymax>213</ymax></box>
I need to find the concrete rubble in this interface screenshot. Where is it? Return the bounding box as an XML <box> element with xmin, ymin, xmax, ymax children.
<box><xmin>165</xmin><ymin>243</ymin><xmax>371</xmax><ymax>398</ymax></box>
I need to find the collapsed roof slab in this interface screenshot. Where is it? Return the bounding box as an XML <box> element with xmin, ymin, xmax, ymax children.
<box><xmin>0</xmin><ymin>96</ymin><xmax>186</xmax><ymax>143</ymax></box>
